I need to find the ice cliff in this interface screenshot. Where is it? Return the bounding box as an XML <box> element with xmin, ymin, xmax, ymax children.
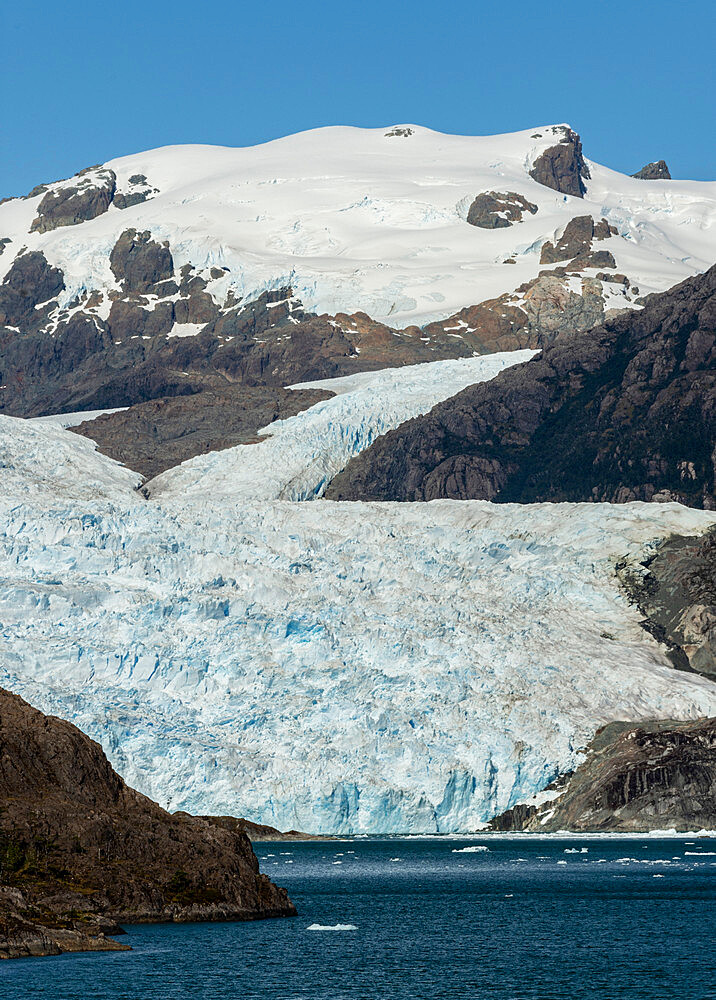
<box><xmin>2</xmin><ymin>357</ymin><xmax>716</xmax><ymax>833</ymax></box>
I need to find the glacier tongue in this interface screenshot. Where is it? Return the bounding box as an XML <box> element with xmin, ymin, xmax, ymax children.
<box><xmin>2</xmin><ymin>360</ymin><xmax>716</xmax><ymax>834</ymax></box>
<box><xmin>146</xmin><ymin>350</ymin><xmax>536</xmax><ymax>502</ymax></box>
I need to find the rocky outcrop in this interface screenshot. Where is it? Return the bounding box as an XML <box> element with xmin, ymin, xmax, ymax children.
<box><xmin>540</xmin><ymin>215</ymin><xmax>618</xmax><ymax>268</ymax></box>
<box><xmin>0</xmin><ymin>687</ymin><xmax>295</xmax><ymax>958</ymax></box>
<box><xmin>30</xmin><ymin>168</ymin><xmax>117</xmax><ymax>233</ymax></box>
<box><xmin>632</xmin><ymin>160</ymin><xmax>671</xmax><ymax>180</ymax></box>
<box><xmin>198</xmin><ymin>817</ymin><xmax>322</xmax><ymax>842</ymax></box>
<box><xmin>618</xmin><ymin>529</ymin><xmax>716</xmax><ymax>679</ymax></box>
<box><xmin>488</xmin><ymin>718</ymin><xmax>716</xmax><ymax>832</ymax></box>
<box><xmin>420</xmin><ymin>270</ymin><xmax>616</xmax><ymax>355</ymax></box>
<box><xmin>529</xmin><ymin>127</ymin><xmax>590</xmax><ymax>197</ymax></box>
<box><xmin>71</xmin><ymin>385</ymin><xmax>332</xmax><ymax>480</ymax></box>
<box><xmin>466</xmin><ymin>191</ymin><xmax>538</xmax><ymax>229</ymax></box>
<box><xmin>326</xmin><ymin>264</ymin><xmax>716</xmax><ymax>508</ymax></box>
<box><xmin>0</xmin><ymin>221</ymin><xmax>634</xmax><ymax>484</ymax></box>
<box><xmin>0</xmin><ymin>251</ymin><xmax>65</xmax><ymax>330</ymax></box>
<box><xmin>109</xmin><ymin>228</ymin><xmax>174</xmax><ymax>294</ymax></box>
<box><xmin>0</xmin><ymin>887</ymin><xmax>129</xmax><ymax>960</ymax></box>
<box><xmin>114</xmin><ymin>173</ymin><xmax>159</xmax><ymax>210</ymax></box>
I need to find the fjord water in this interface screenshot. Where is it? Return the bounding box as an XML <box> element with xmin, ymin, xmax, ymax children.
<box><xmin>3</xmin><ymin>838</ymin><xmax>715</xmax><ymax>999</ymax></box>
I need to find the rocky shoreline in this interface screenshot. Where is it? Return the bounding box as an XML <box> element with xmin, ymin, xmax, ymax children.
<box><xmin>487</xmin><ymin>718</ymin><xmax>716</xmax><ymax>833</ymax></box>
<box><xmin>0</xmin><ymin>689</ymin><xmax>296</xmax><ymax>960</ymax></box>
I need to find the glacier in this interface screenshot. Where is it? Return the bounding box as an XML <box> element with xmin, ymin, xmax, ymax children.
<box><xmin>3</xmin><ymin>354</ymin><xmax>716</xmax><ymax>834</ymax></box>
<box><xmin>146</xmin><ymin>350</ymin><xmax>536</xmax><ymax>502</ymax></box>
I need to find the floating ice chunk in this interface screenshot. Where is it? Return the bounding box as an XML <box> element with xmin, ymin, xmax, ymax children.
<box><xmin>307</xmin><ymin>924</ymin><xmax>357</xmax><ymax>931</ymax></box>
<box><xmin>452</xmin><ymin>845</ymin><xmax>490</xmax><ymax>853</ymax></box>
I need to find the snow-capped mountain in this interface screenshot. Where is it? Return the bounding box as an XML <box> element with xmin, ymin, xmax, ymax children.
<box><xmin>1</xmin><ymin>122</ymin><xmax>715</xmax><ymax>834</ymax></box>
<box><xmin>1</xmin><ymin>123</ymin><xmax>714</xmax><ymax>328</ymax></box>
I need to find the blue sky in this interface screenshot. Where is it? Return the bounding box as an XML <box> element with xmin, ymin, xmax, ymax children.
<box><xmin>2</xmin><ymin>0</ymin><xmax>714</xmax><ymax>195</ymax></box>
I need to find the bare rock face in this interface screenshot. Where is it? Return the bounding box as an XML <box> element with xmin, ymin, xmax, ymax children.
<box><xmin>632</xmin><ymin>160</ymin><xmax>671</xmax><ymax>180</ymax></box>
<box><xmin>71</xmin><ymin>384</ymin><xmax>333</xmax><ymax>480</ymax></box>
<box><xmin>540</xmin><ymin>215</ymin><xmax>618</xmax><ymax>267</ymax></box>
<box><xmin>0</xmin><ymin>251</ymin><xmax>65</xmax><ymax>330</ymax></box>
<box><xmin>109</xmin><ymin>228</ymin><xmax>174</xmax><ymax>294</ymax></box>
<box><xmin>466</xmin><ymin>191</ymin><xmax>538</xmax><ymax>229</ymax></box>
<box><xmin>30</xmin><ymin>168</ymin><xmax>117</xmax><ymax>233</ymax></box>
<box><xmin>529</xmin><ymin>127</ymin><xmax>591</xmax><ymax>198</ymax></box>
<box><xmin>488</xmin><ymin>718</ymin><xmax>716</xmax><ymax>832</ymax></box>
<box><xmin>617</xmin><ymin>529</ymin><xmax>716</xmax><ymax>680</ymax></box>
<box><xmin>326</xmin><ymin>264</ymin><xmax>716</xmax><ymax>508</ymax></box>
<box><xmin>114</xmin><ymin>173</ymin><xmax>159</xmax><ymax>210</ymax></box>
<box><xmin>0</xmin><ymin>688</ymin><xmax>296</xmax><ymax>958</ymax></box>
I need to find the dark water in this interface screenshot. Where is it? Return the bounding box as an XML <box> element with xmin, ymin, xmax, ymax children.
<box><xmin>3</xmin><ymin>837</ymin><xmax>715</xmax><ymax>1000</ymax></box>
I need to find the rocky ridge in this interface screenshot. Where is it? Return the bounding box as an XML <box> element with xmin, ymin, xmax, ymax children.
<box><xmin>326</xmin><ymin>264</ymin><xmax>716</xmax><ymax>510</ymax></box>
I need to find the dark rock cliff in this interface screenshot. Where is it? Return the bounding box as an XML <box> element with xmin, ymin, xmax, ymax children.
<box><xmin>326</xmin><ymin>264</ymin><xmax>716</xmax><ymax>509</ymax></box>
<box><xmin>488</xmin><ymin>718</ymin><xmax>716</xmax><ymax>832</ymax></box>
<box><xmin>617</xmin><ymin>528</ymin><xmax>716</xmax><ymax>680</ymax></box>
<box><xmin>529</xmin><ymin>127</ymin><xmax>590</xmax><ymax>197</ymax></box>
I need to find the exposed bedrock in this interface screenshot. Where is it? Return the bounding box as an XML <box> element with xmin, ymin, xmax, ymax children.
<box><xmin>109</xmin><ymin>228</ymin><xmax>174</xmax><ymax>294</ymax></box>
<box><xmin>0</xmin><ymin>251</ymin><xmax>65</xmax><ymax>330</ymax></box>
<box><xmin>326</xmin><ymin>264</ymin><xmax>716</xmax><ymax>509</ymax></box>
<box><xmin>30</xmin><ymin>167</ymin><xmax>117</xmax><ymax>234</ymax></box>
<box><xmin>539</xmin><ymin>214</ymin><xmax>618</xmax><ymax>268</ymax></box>
<box><xmin>0</xmin><ymin>687</ymin><xmax>295</xmax><ymax>959</ymax></box>
<box><xmin>488</xmin><ymin>718</ymin><xmax>716</xmax><ymax>833</ymax></box>
<box><xmin>466</xmin><ymin>191</ymin><xmax>538</xmax><ymax>228</ymax></box>
<box><xmin>0</xmin><ymin>219</ymin><xmax>631</xmax><ymax>437</ymax></box>
<box><xmin>632</xmin><ymin>160</ymin><xmax>672</xmax><ymax>180</ymax></box>
<box><xmin>618</xmin><ymin>528</ymin><xmax>716</xmax><ymax>679</ymax></box>
<box><xmin>71</xmin><ymin>385</ymin><xmax>333</xmax><ymax>480</ymax></box>
<box><xmin>529</xmin><ymin>127</ymin><xmax>591</xmax><ymax>197</ymax></box>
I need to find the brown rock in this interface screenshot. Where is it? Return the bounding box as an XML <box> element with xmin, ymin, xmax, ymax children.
<box><xmin>488</xmin><ymin>718</ymin><xmax>716</xmax><ymax>832</ymax></box>
<box><xmin>109</xmin><ymin>229</ymin><xmax>174</xmax><ymax>294</ymax></box>
<box><xmin>71</xmin><ymin>384</ymin><xmax>333</xmax><ymax>480</ymax></box>
<box><xmin>326</xmin><ymin>264</ymin><xmax>716</xmax><ymax>509</ymax></box>
<box><xmin>529</xmin><ymin>127</ymin><xmax>590</xmax><ymax>197</ymax></box>
<box><xmin>466</xmin><ymin>191</ymin><xmax>538</xmax><ymax>229</ymax></box>
<box><xmin>632</xmin><ymin>160</ymin><xmax>671</xmax><ymax>180</ymax></box>
<box><xmin>30</xmin><ymin>169</ymin><xmax>116</xmax><ymax>233</ymax></box>
<box><xmin>0</xmin><ymin>687</ymin><xmax>296</xmax><ymax>958</ymax></box>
